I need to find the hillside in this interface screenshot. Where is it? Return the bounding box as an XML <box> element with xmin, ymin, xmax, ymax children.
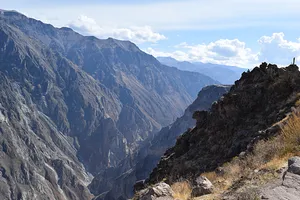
<box><xmin>147</xmin><ymin>63</ymin><xmax>300</xmax><ymax>187</ymax></box>
<box><xmin>90</xmin><ymin>85</ymin><xmax>231</xmax><ymax>199</ymax></box>
<box><xmin>0</xmin><ymin>10</ymin><xmax>218</xmax><ymax>199</ymax></box>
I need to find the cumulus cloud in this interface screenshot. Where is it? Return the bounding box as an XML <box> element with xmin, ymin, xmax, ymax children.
<box><xmin>258</xmin><ymin>32</ymin><xmax>300</xmax><ymax>64</ymax></box>
<box><xmin>147</xmin><ymin>39</ymin><xmax>258</xmax><ymax>67</ymax></box>
<box><xmin>147</xmin><ymin>33</ymin><xmax>300</xmax><ymax>68</ymax></box>
<box><xmin>68</xmin><ymin>15</ymin><xmax>166</xmax><ymax>44</ymax></box>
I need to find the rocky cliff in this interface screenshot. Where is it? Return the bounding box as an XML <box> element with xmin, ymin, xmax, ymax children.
<box><xmin>147</xmin><ymin>63</ymin><xmax>300</xmax><ymax>186</ymax></box>
<box><xmin>0</xmin><ymin>10</ymin><xmax>218</xmax><ymax>199</ymax></box>
<box><xmin>90</xmin><ymin>85</ymin><xmax>231</xmax><ymax>199</ymax></box>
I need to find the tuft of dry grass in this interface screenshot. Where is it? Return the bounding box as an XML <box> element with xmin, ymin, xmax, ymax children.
<box><xmin>281</xmin><ymin>113</ymin><xmax>300</xmax><ymax>154</ymax></box>
<box><xmin>195</xmin><ymin>112</ymin><xmax>300</xmax><ymax>199</ymax></box>
<box><xmin>171</xmin><ymin>181</ymin><xmax>192</xmax><ymax>200</ymax></box>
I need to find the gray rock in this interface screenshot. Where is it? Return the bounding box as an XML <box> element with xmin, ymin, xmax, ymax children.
<box><xmin>191</xmin><ymin>176</ymin><xmax>214</xmax><ymax>197</ymax></box>
<box><xmin>134</xmin><ymin>180</ymin><xmax>146</xmax><ymax>192</ymax></box>
<box><xmin>287</xmin><ymin>157</ymin><xmax>300</xmax><ymax>175</ymax></box>
<box><xmin>136</xmin><ymin>182</ymin><xmax>174</xmax><ymax>200</ymax></box>
<box><xmin>261</xmin><ymin>172</ymin><xmax>300</xmax><ymax>200</ymax></box>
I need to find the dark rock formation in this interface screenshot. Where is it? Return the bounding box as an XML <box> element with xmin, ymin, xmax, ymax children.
<box><xmin>147</xmin><ymin>63</ymin><xmax>300</xmax><ymax>186</ymax></box>
<box><xmin>0</xmin><ymin>10</ymin><xmax>218</xmax><ymax>199</ymax></box>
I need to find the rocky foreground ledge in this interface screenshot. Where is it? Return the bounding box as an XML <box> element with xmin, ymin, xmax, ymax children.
<box><xmin>134</xmin><ymin>156</ymin><xmax>300</xmax><ymax>200</ymax></box>
<box><xmin>260</xmin><ymin>156</ymin><xmax>300</xmax><ymax>200</ymax></box>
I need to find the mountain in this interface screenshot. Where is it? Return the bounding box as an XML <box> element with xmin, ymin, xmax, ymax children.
<box><xmin>135</xmin><ymin>85</ymin><xmax>231</xmax><ymax>181</ymax></box>
<box><xmin>147</xmin><ymin>63</ymin><xmax>300</xmax><ymax>186</ymax></box>
<box><xmin>0</xmin><ymin>10</ymin><xmax>218</xmax><ymax>199</ymax></box>
<box><xmin>89</xmin><ymin>85</ymin><xmax>231</xmax><ymax>200</ymax></box>
<box><xmin>157</xmin><ymin>56</ymin><xmax>246</xmax><ymax>84</ymax></box>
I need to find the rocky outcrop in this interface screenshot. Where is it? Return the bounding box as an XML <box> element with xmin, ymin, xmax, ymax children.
<box><xmin>0</xmin><ymin>10</ymin><xmax>218</xmax><ymax>199</ymax></box>
<box><xmin>135</xmin><ymin>182</ymin><xmax>174</xmax><ymax>200</ymax></box>
<box><xmin>191</xmin><ymin>176</ymin><xmax>214</xmax><ymax>197</ymax></box>
<box><xmin>147</xmin><ymin>63</ymin><xmax>300</xmax><ymax>186</ymax></box>
<box><xmin>90</xmin><ymin>85</ymin><xmax>230</xmax><ymax>199</ymax></box>
<box><xmin>261</xmin><ymin>157</ymin><xmax>300</xmax><ymax>200</ymax></box>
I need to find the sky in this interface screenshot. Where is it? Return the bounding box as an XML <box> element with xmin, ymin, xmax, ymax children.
<box><xmin>2</xmin><ymin>0</ymin><xmax>300</xmax><ymax>68</ymax></box>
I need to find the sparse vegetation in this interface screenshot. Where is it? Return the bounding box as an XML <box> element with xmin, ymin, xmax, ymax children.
<box><xmin>171</xmin><ymin>181</ymin><xmax>192</xmax><ymax>200</ymax></box>
<box><xmin>197</xmin><ymin>111</ymin><xmax>300</xmax><ymax>199</ymax></box>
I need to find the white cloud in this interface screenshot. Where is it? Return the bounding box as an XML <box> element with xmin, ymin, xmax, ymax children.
<box><xmin>12</xmin><ymin>0</ymin><xmax>300</xmax><ymax>31</ymax></box>
<box><xmin>147</xmin><ymin>48</ymin><xmax>189</xmax><ymax>61</ymax></box>
<box><xmin>147</xmin><ymin>39</ymin><xmax>258</xmax><ymax>67</ymax></box>
<box><xmin>68</xmin><ymin>15</ymin><xmax>166</xmax><ymax>44</ymax></box>
<box><xmin>258</xmin><ymin>32</ymin><xmax>300</xmax><ymax>64</ymax></box>
<box><xmin>147</xmin><ymin>33</ymin><xmax>300</xmax><ymax>68</ymax></box>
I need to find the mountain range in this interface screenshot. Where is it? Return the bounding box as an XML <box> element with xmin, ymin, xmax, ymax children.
<box><xmin>90</xmin><ymin>85</ymin><xmax>231</xmax><ymax>199</ymax></box>
<box><xmin>157</xmin><ymin>57</ymin><xmax>246</xmax><ymax>84</ymax></box>
<box><xmin>0</xmin><ymin>10</ymin><xmax>220</xmax><ymax>199</ymax></box>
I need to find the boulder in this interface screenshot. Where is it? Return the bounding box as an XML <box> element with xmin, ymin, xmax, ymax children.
<box><xmin>191</xmin><ymin>176</ymin><xmax>214</xmax><ymax>197</ymax></box>
<box><xmin>260</xmin><ymin>157</ymin><xmax>300</xmax><ymax>200</ymax></box>
<box><xmin>134</xmin><ymin>180</ymin><xmax>146</xmax><ymax>192</ymax></box>
<box><xmin>136</xmin><ymin>182</ymin><xmax>174</xmax><ymax>200</ymax></box>
<box><xmin>287</xmin><ymin>157</ymin><xmax>300</xmax><ymax>175</ymax></box>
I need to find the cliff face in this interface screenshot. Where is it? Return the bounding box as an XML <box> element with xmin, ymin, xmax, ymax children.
<box><xmin>0</xmin><ymin>10</ymin><xmax>218</xmax><ymax>199</ymax></box>
<box><xmin>148</xmin><ymin>63</ymin><xmax>300</xmax><ymax>185</ymax></box>
<box><xmin>135</xmin><ymin>85</ymin><xmax>231</xmax><ymax>181</ymax></box>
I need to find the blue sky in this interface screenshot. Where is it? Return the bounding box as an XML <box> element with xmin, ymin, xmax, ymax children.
<box><xmin>2</xmin><ymin>0</ymin><xmax>300</xmax><ymax>68</ymax></box>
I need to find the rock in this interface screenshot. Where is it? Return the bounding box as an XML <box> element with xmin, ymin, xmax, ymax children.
<box><xmin>239</xmin><ymin>151</ymin><xmax>246</xmax><ymax>158</ymax></box>
<box><xmin>260</xmin><ymin>157</ymin><xmax>300</xmax><ymax>200</ymax></box>
<box><xmin>134</xmin><ymin>180</ymin><xmax>146</xmax><ymax>192</ymax></box>
<box><xmin>276</xmin><ymin>167</ymin><xmax>286</xmax><ymax>174</ymax></box>
<box><xmin>216</xmin><ymin>167</ymin><xmax>225</xmax><ymax>176</ymax></box>
<box><xmin>261</xmin><ymin>172</ymin><xmax>300</xmax><ymax>200</ymax></box>
<box><xmin>191</xmin><ymin>176</ymin><xmax>214</xmax><ymax>197</ymax></box>
<box><xmin>287</xmin><ymin>157</ymin><xmax>300</xmax><ymax>175</ymax></box>
<box><xmin>136</xmin><ymin>182</ymin><xmax>174</xmax><ymax>200</ymax></box>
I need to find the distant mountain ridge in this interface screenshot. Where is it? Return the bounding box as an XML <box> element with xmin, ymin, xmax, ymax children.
<box><xmin>0</xmin><ymin>10</ymin><xmax>218</xmax><ymax>199</ymax></box>
<box><xmin>157</xmin><ymin>56</ymin><xmax>246</xmax><ymax>84</ymax></box>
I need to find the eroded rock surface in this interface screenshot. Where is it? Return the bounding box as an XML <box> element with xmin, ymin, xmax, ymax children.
<box><xmin>261</xmin><ymin>157</ymin><xmax>300</xmax><ymax>200</ymax></box>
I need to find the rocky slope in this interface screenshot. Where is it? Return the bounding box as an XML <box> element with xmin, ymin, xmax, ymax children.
<box><xmin>135</xmin><ymin>85</ymin><xmax>231</xmax><ymax>182</ymax></box>
<box><xmin>90</xmin><ymin>85</ymin><xmax>231</xmax><ymax>199</ymax></box>
<box><xmin>157</xmin><ymin>57</ymin><xmax>246</xmax><ymax>84</ymax></box>
<box><xmin>147</xmin><ymin>63</ymin><xmax>300</xmax><ymax>186</ymax></box>
<box><xmin>0</xmin><ymin>10</ymin><xmax>218</xmax><ymax>199</ymax></box>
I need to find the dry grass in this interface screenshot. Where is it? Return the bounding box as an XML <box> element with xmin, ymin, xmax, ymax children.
<box><xmin>281</xmin><ymin>113</ymin><xmax>300</xmax><ymax>154</ymax></box>
<box><xmin>171</xmin><ymin>181</ymin><xmax>192</xmax><ymax>200</ymax></box>
<box><xmin>196</xmin><ymin>112</ymin><xmax>300</xmax><ymax>199</ymax></box>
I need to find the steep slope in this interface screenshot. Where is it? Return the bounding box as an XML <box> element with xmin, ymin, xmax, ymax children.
<box><xmin>0</xmin><ymin>10</ymin><xmax>219</xmax><ymax>199</ymax></box>
<box><xmin>135</xmin><ymin>85</ymin><xmax>231</xmax><ymax>181</ymax></box>
<box><xmin>147</xmin><ymin>63</ymin><xmax>300</xmax><ymax>186</ymax></box>
<box><xmin>89</xmin><ymin>85</ymin><xmax>230</xmax><ymax>200</ymax></box>
<box><xmin>157</xmin><ymin>57</ymin><xmax>246</xmax><ymax>84</ymax></box>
